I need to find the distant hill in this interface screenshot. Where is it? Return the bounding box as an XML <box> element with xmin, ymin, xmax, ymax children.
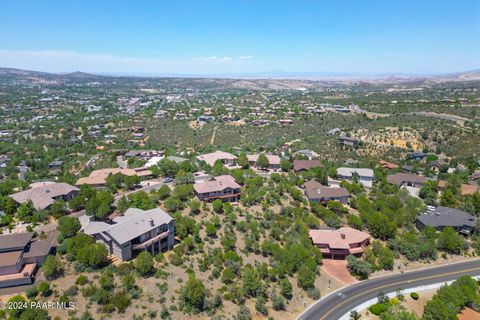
<box><xmin>0</xmin><ymin>67</ymin><xmax>479</xmax><ymax>87</ymax></box>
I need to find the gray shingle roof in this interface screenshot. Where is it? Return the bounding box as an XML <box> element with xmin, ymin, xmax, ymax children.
<box><xmin>105</xmin><ymin>208</ymin><xmax>173</xmax><ymax>245</ymax></box>
<box><xmin>417</xmin><ymin>206</ymin><xmax>476</xmax><ymax>229</ymax></box>
<box><xmin>0</xmin><ymin>232</ymin><xmax>33</xmax><ymax>251</ymax></box>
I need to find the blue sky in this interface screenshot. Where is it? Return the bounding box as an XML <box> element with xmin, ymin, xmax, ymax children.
<box><xmin>0</xmin><ymin>0</ymin><xmax>479</xmax><ymax>75</ymax></box>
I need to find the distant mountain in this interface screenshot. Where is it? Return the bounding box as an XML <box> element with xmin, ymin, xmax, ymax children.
<box><xmin>0</xmin><ymin>67</ymin><xmax>479</xmax><ymax>82</ymax></box>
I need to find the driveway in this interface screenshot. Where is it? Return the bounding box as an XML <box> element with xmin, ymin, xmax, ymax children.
<box><xmin>322</xmin><ymin>259</ymin><xmax>357</xmax><ymax>285</ymax></box>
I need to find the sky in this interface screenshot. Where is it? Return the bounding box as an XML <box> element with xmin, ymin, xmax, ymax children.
<box><xmin>0</xmin><ymin>0</ymin><xmax>479</xmax><ymax>76</ymax></box>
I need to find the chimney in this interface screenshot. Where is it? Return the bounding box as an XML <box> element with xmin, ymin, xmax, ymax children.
<box><xmin>340</xmin><ymin>232</ymin><xmax>346</xmax><ymax>239</ymax></box>
<box><xmin>149</xmin><ymin>218</ymin><xmax>154</xmax><ymax>227</ymax></box>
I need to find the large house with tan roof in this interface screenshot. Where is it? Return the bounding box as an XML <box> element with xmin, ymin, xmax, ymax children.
<box><xmin>196</xmin><ymin>151</ymin><xmax>237</xmax><ymax>167</ymax></box>
<box><xmin>247</xmin><ymin>154</ymin><xmax>281</xmax><ymax>170</ymax></box>
<box><xmin>76</xmin><ymin>167</ymin><xmax>152</xmax><ymax>188</ymax></box>
<box><xmin>193</xmin><ymin>175</ymin><xmax>241</xmax><ymax>202</ymax></box>
<box><xmin>309</xmin><ymin>227</ymin><xmax>371</xmax><ymax>259</ymax></box>
<box><xmin>0</xmin><ymin>232</ymin><xmax>54</xmax><ymax>288</ymax></box>
<box><xmin>10</xmin><ymin>182</ymin><xmax>79</xmax><ymax>211</ymax></box>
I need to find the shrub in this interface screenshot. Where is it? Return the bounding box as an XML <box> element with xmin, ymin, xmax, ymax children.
<box><xmin>410</xmin><ymin>292</ymin><xmax>419</xmax><ymax>300</ymax></box>
<box><xmin>37</xmin><ymin>282</ymin><xmax>52</xmax><ymax>297</ymax></box>
<box><xmin>25</xmin><ymin>286</ymin><xmax>37</xmax><ymax>298</ymax></box>
<box><xmin>368</xmin><ymin>303</ymin><xmax>388</xmax><ymax>315</ymax></box>
<box><xmin>135</xmin><ymin>251</ymin><xmax>154</xmax><ymax>277</ymax></box>
<box><xmin>75</xmin><ymin>275</ymin><xmax>88</xmax><ymax>285</ymax></box>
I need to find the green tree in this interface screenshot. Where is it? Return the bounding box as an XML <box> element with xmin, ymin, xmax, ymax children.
<box><xmin>256</xmin><ymin>154</ymin><xmax>270</xmax><ymax>170</ymax></box>
<box><xmin>280</xmin><ymin>159</ymin><xmax>292</xmax><ymax>172</ymax></box>
<box><xmin>212</xmin><ymin>199</ymin><xmax>223</xmax><ymax>213</ymax></box>
<box><xmin>135</xmin><ymin>251</ymin><xmax>154</xmax><ymax>276</ymax></box>
<box><xmin>77</xmin><ymin>243</ymin><xmax>108</xmax><ymax>268</ymax></box>
<box><xmin>279</xmin><ymin>277</ymin><xmax>293</xmax><ymax>299</ymax></box>
<box><xmin>237</xmin><ymin>152</ymin><xmax>249</xmax><ymax>169</ymax></box>
<box><xmin>181</xmin><ymin>275</ymin><xmax>205</xmax><ymax>311</ymax></box>
<box><xmin>242</xmin><ymin>265</ymin><xmax>261</xmax><ymax>297</ymax></box>
<box><xmin>57</xmin><ymin>216</ymin><xmax>81</xmax><ymax>238</ymax></box>
<box><xmin>157</xmin><ymin>185</ymin><xmax>171</xmax><ymax>200</ymax></box>
<box><xmin>437</xmin><ymin>227</ymin><xmax>465</xmax><ymax>254</ymax></box>
<box><xmin>42</xmin><ymin>255</ymin><xmax>63</xmax><ymax>280</ymax></box>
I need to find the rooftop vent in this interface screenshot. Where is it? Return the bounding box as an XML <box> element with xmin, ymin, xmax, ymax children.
<box><xmin>340</xmin><ymin>232</ymin><xmax>346</xmax><ymax>239</ymax></box>
<box><xmin>149</xmin><ymin>218</ymin><xmax>154</xmax><ymax>227</ymax></box>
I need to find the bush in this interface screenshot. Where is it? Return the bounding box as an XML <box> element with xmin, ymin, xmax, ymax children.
<box><xmin>307</xmin><ymin>287</ymin><xmax>321</xmax><ymax>300</ymax></box>
<box><xmin>42</xmin><ymin>255</ymin><xmax>63</xmax><ymax>280</ymax></box>
<box><xmin>410</xmin><ymin>292</ymin><xmax>419</xmax><ymax>300</ymax></box>
<box><xmin>135</xmin><ymin>251</ymin><xmax>154</xmax><ymax>277</ymax></box>
<box><xmin>37</xmin><ymin>282</ymin><xmax>52</xmax><ymax>297</ymax></box>
<box><xmin>25</xmin><ymin>286</ymin><xmax>37</xmax><ymax>298</ymax></box>
<box><xmin>368</xmin><ymin>303</ymin><xmax>388</xmax><ymax>315</ymax></box>
<box><xmin>75</xmin><ymin>275</ymin><xmax>88</xmax><ymax>286</ymax></box>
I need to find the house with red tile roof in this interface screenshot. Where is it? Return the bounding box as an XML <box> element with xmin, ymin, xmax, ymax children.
<box><xmin>458</xmin><ymin>307</ymin><xmax>480</xmax><ymax>320</ymax></box>
<box><xmin>193</xmin><ymin>175</ymin><xmax>241</xmax><ymax>202</ymax></box>
<box><xmin>309</xmin><ymin>227</ymin><xmax>371</xmax><ymax>259</ymax></box>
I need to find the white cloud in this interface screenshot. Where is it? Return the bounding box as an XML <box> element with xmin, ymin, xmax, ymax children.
<box><xmin>0</xmin><ymin>49</ymin><xmax>254</xmax><ymax>73</ymax></box>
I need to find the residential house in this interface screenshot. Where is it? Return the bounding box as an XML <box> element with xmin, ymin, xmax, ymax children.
<box><xmin>304</xmin><ymin>180</ymin><xmax>350</xmax><ymax>204</ymax></box>
<box><xmin>438</xmin><ymin>181</ymin><xmax>479</xmax><ymax>196</ymax></box>
<box><xmin>0</xmin><ymin>155</ymin><xmax>11</xmax><ymax>168</ymax></box>
<box><xmin>309</xmin><ymin>227</ymin><xmax>371</xmax><ymax>259</ymax></box>
<box><xmin>293</xmin><ymin>160</ymin><xmax>323</xmax><ymax>172</ymax></box>
<box><xmin>193</xmin><ymin>175</ymin><xmax>241</xmax><ymax>202</ymax></box>
<box><xmin>80</xmin><ymin>208</ymin><xmax>175</xmax><ymax>261</ymax></box>
<box><xmin>410</xmin><ymin>151</ymin><xmax>426</xmax><ymax>161</ymax></box>
<box><xmin>124</xmin><ymin>150</ymin><xmax>163</xmax><ymax>160</ymax></box>
<box><xmin>0</xmin><ymin>232</ymin><xmax>54</xmax><ymax>288</ymax></box>
<box><xmin>337</xmin><ymin>167</ymin><xmax>374</xmax><ymax>188</ymax></box>
<box><xmin>196</xmin><ymin>151</ymin><xmax>237</xmax><ymax>167</ymax></box>
<box><xmin>76</xmin><ymin>168</ymin><xmax>152</xmax><ymax>188</ymax></box>
<box><xmin>17</xmin><ymin>160</ymin><xmax>30</xmax><ymax>181</ymax></box>
<box><xmin>295</xmin><ymin>149</ymin><xmax>319</xmax><ymax>160</ymax></box>
<box><xmin>339</xmin><ymin>136</ymin><xmax>358</xmax><ymax>147</ymax></box>
<box><xmin>10</xmin><ymin>182</ymin><xmax>79</xmax><ymax>211</ymax></box>
<box><xmin>277</xmin><ymin>119</ymin><xmax>293</xmax><ymax>126</ymax></box>
<box><xmin>379</xmin><ymin>160</ymin><xmax>398</xmax><ymax>170</ymax></box>
<box><xmin>247</xmin><ymin>154</ymin><xmax>281</xmax><ymax>170</ymax></box>
<box><xmin>48</xmin><ymin>160</ymin><xmax>63</xmax><ymax>175</ymax></box>
<box><xmin>416</xmin><ymin>206</ymin><xmax>476</xmax><ymax>235</ymax></box>
<box><xmin>387</xmin><ymin>173</ymin><xmax>428</xmax><ymax>188</ymax></box>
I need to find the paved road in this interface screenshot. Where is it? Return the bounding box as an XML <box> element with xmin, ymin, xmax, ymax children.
<box><xmin>298</xmin><ymin>259</ymin><xmax>480</xmax><ymax>320</ymax></box>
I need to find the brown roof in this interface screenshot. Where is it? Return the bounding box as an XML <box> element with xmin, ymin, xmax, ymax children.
<box><xmin>10</xmin><ymin>183</ymin><xmax>79</xmax><ymax>210</ymax></box>
<box><xmin>458</xmin><ymin>307</ymin><xmax>480</xmax><ymax>320</ymax></box>
<box><xmin>0</xmin><ymin>251</ymin><xmax>22</xmax><ymax>267</ymax></box>
<box><xmin>379</xmin><ymin>160</ymin><xmax>398</xmax><ymax>169</ymax></box>
<box><xmin>309</xmin><ymin>227</ymin><xmax>370</xmax><ymax>249</ymax></box>
<box><xmin>193</xmin><ymin>175</ymin><xmax>241</xmax><ymax>194</ymax></box>
<box><xmin>438</xmin><ymin>181</ymin><xmax>478</xmax><ymax>195</ymax></box>
<box><xmin>0</xmin><ymin>232</ymin><xmax>33</xmax><ymax>251</ymax></box>
<box><xmin>387</xmin><ymin>173</ymin><xmax>428</xmax><ymax>186</ymax></box>
<box><xmin>293</xmin><ymin>160</ymin><xmax>323</xmax><ymax>172</ymax></box>
<box><xmin>304</xmin><ymin>180</ymin><xmax>350</xmax><ymax>200</ymax></box>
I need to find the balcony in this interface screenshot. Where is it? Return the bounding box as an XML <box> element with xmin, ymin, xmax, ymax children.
<box><xmin>132</xmin><ymin>232</ymin><xmax>169</xmax><ymax>250</ymax></box>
